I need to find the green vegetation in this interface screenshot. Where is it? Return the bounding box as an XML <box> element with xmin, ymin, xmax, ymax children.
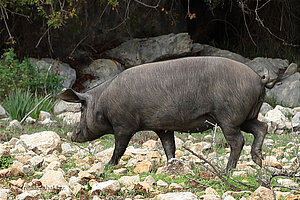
<box><xmin>2</xmin><ymin>89</ymin><xmax>57</xmax><ymax>121</ymax></box>
<box><xmin>0</xmin><ymin>156</ymin><xmax>13</xmax><ymax>169</ymax></box>
<box><xmin>0</xmin><ymin>48</ymin><xmax>63</xmax><ymax>100</ymax></box>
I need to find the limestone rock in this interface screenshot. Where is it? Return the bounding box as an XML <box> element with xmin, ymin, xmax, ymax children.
<box><xmin>30</xmin><ymin>58</ymin><xmax>76</xmax><ymax>88</ymax></box>
<box><xmin>82</xmin><ymin>59</ymin><xmax>124</xmax><ymax>91</ymax></box>
<box><xmin>40</xmin><ymin>170</ymin><xmax>69</xmax><ymax>188</ymax></box>
<box><xmin>7</xmin><ymin>120</ymin><xmax>23</xmax><ymax>131</ymax></box>
<box><xmin>247</xmin><ymin>186</ymin><xmax>274</xmax><ymax>200</ymax></box>
<box><xmin>154</xmin><ymin>192</ymin><xmax>198</xmax><ymax>200</ymax></box>
<box><xmin>20</xmin><ymin>131</ymin><xmax>61</xmax><ymax>155</ymax></box>
<box><xmin>53</xmin><ymin>100</ymin><xmax>81</xmax><ymax>114</ymax></box>
<box><xmin>118</xmin><ymin>175</ymin><xmax>140</xmax><ymax>187</ymax></box>
<box><xmin>156</xmin><ymin>158</ymin><xmax>195</xmax><ymax>176</ymax></box>
<box><xmin>133</xmin><ymin>160</ymin><xmax>152</xmax><ymax>174</ymax></box>
<box><xmin>142</xmin><ymin>139</ymin><xmax>159</xmax><ymax>149</ymax></box>
<box><xmin>106</xmin><ymin>33</ymin><xmax>192</xmax><ymax>68</ymax></box>
<box><xmin>89</xmin><ymin>180</ymin><xmax>121</xmax><ymax>195</ymax></box>
<box><xmin>57</xmin><ymin>112</ymin><xmax>81</xmax><ymax>125</ymax></box>
<box><xmin>0</xmin><ymin>104</ymin><xmax>7</xmax><ymax>118</ymax></box>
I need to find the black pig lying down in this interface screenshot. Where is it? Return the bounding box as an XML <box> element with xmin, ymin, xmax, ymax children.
<box><xmin>59</xmin><ymin>56</ymin><xmax>271</xmax><ymax>171</ymax></box>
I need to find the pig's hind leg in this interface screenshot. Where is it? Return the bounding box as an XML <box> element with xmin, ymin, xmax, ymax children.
<box><xmin>241</xmin><ymin>119</ymin><xmax>267</xmax><ymax>167</ymax></box>
<box><xmin>155</xmin><ymin>130</ymin><xmax>176</xmax><ymax>161</ymax></box>
<box><xmin>220</xmin><ymin>125</ymin><xmax>245</xmax><ymax>172</ymax></box>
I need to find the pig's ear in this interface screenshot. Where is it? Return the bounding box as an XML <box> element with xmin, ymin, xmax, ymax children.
<box><xmin>58</xmin><ymin>88</ymin><xmax>88</xmax><ymax>103</ymax></box>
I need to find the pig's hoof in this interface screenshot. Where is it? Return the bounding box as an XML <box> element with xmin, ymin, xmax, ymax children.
<box><xmin>252</xmin><ymin>153</ymin><xmax>263</xmax><ymax>167</ymax></box>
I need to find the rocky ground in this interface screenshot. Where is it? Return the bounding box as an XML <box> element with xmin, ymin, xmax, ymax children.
<box><xmin>0</xmin><ymin>102</ymin><xmax>299</xmax><ymax>200</ymax></box>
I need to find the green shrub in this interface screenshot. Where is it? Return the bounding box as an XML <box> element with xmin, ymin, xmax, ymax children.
<box><xmin>2</xmin><ymin>89</ymin><xmax>57</xmax><ymax>121</ymax></box>
<box><xmin>0</xmin><ymin>48</ymin><xmax>63</xmax><ymax>100</ymax></box>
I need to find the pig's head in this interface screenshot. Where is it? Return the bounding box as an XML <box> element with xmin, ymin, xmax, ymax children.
<box><xmin>58</xmin><ymin>88</ymin><xmax>101</xmax><ymax>143</ymax></box>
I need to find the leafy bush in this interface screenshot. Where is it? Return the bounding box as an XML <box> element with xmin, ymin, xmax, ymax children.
<box><xmin>0</xmin><ymin>48</ymin><xmax>63</xmax><ymax>100</ymax></box>
<box><xmin>2</xmin><ymin>89</ymin><xmax>57</xmax><ymax>121</ymax></box>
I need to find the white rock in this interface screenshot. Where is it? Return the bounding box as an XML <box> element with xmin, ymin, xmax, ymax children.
<box><xmin>16</xmin><ymin>190</ymin><xmax>41</xmax><ymax>200</ymax></box>
<box><xmin>7</xmin><ymin>120</ymin><xmax>23</xmax><ymax>130</ymax></box>
<box><xmin>28</xmin><ymin>156</ymin><xmax>44</xmax><ymax>168</ymax></box>
<box><xmin>260</xmin><ymin>103</ymin><xmax>273</xmax><ymax>116</ymax></box>
<box><xmin>39</xmin><ymin>111</ymin><xmax>51</xmax><ymax>121</ymax></box>
<box><xmin>277</xmin><ymin>178</ymin><xmax>299</xmax><ymax>188</ymax></box>
<box><xmin>25</xmin><ymin>116</ymin><xmax>36</xmax><ymax>124</ymax></box>
<box><xmin>274</xmin><ymin>105</ymin><xmax>295</xmax><ymax>117</ymax></box>
<box><xmin>22</xmin><ymin>165</ymin><xmax>35</xmax><ymax>175</ymax></box>
<box><xmin>157</xmin><ymin>180</ymin><xmax>168</xmax><ymax>187</ymax></box>
<box><xmin>175</xmin><ymin>136</ymin><xmax>184</xmax><ymax>148</ymax></box>
<box><xmin>142</xmin><ymin>139</ymin><xmax>159</xmax><ymax>149</ymax></box>
<box><xmin>57</xmin><ymin>112</ymin><xmax>81</xmax><ymax>125</ymax></box>
<box><xmin>118</xmin><ymin>175</ymin><xmax>140</xmax><ymax>187</ymax></box>
<box><xmin>40</xmin><ymin>170</ymin><xmax>69</xmax><ymax>188</ymax></box>
<box><xmin>0</xmin><ymin>189</ymin><xmax>9</xmax><ymax>199</ymax></box>
<box><xmin>20</xmin><ymin>131</ymin><xmax>61</xmax><ymax>155</ymax></box>
<box><xmin>54</xmin><ymin>100</ymin><xmax>81</xmax><ymax>114</ymax></box>
<box><xmin>154</xmin><ymin>192</ymin><xmax>198</xmax><ymax>200</ymax></box>
<box><xmin>292</xmin><ymin>112</ymin><xmax>300</xmax><ymax>128</ymax></box>
<box><xmin>144</xmin><ymin>175</ymin><xmax>155</xmax><ymax>186</ymax></box>
<box><xmin>61</xmin><ymin>143</ymin><xmax>75</xmax><ymax>155</ymax></box>
<box><xmin>89</xmin><ymin>180</ymin><xmax>120</xmax><ymax>195</ymax></box>
<box><xmin>113</xmin><ymin>168</ymin><xmax>127</xmax><ymax>175</ymax></box>
<box><xmin>265</xmin><ymin>109</ymin><xmax>288</xmax><ymax>129</ymax></box>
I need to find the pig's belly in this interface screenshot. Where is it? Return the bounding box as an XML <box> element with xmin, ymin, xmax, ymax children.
<box><xmin>143</xmin><ymin>114</ymin><xmax>217</xmax><ymax>133</ymax></box>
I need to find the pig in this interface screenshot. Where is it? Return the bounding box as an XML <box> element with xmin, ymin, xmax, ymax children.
<box><xmin>58</xmin><ymin>56</ymin><xmax>271</xmax><ymax>171</ymax></box>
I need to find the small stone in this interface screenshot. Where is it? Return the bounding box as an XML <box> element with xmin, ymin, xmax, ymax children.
<box><xmin>232</xmin><ymin>171</ymin><xmax>248</xmax><ymax>177</ymax></box>
<box><xmin>264</xmin><ymin>156</ymin><xmax>282</xmax><ymax>169</ymax></box>
<box><xmin>157</xmin><ymin>180</ymin><xmax>168</xmax><ymax>187</ymax></box>
<box><xmin>28</xmin><ymin>156</ymin><xmax>44</xmax><ymax>168</ymax></box>
<box><xmin>43</xmin><ymin>161</ymin><xmax>61</xmax><ymax>172</ymax></box>
<box><xmin>156</xmin><ymin>158</ymin><xmax>194</xmax><ymax>176</ymax></box>
<box><xmin>16</xmin><ymin>190</ymin><xmax>41</xmax><ymax>200</ymax></box>
<box><xmin>61</xmin><ymin>143</ymin><xmax>75</xmax><ymax>155</ymax></box>
<box><xmin>78</xmin><ymin>171</ymin><xmax>95</xmax><ymax>179</ymax></box>
<box><xmin>25</xmin><ymin>116</ymin><xmax>36</xmax><ymax>124</ymax></box>
<box><xmin>40</xmin><ymin>170</ymin><xmax>69</xmax><ymax>188</ymax></box>
<box><xmin>144</xmin><ymin>175</ymin><xmax>155</xmax><ymax>186</ymax></box>
<box><xmin>87</xmin><ymin>162</ymin><xmax>105</xmax><ymax>176</ymax></box>
<box><xmin>169</xmin><ymin>183</ymin><xmax>183</xmax><ymax>190</ymax></box>
<box><xmin>277</xmin><ymin>178</ymin><xmax>299</xmax><ymax>188</ymax></box>
<box><xmin>9</xmin><ymin>178</ymin><xmax>25</xmax><ymax>188</ymax></box>
<box><xmin>135</xmin><ymin>181</ymin><xmax>153</xmax><ymax>192</ymax></box>
<box><xmin>39</xmin><ymin>111</ymin><xmax>51</xmax><ymax>121</ymax></box>
<box><xmin>175</xmin><ymin>137</ymin><xmax>184</xmax><ymax>149</ymax></box>
<box><xmin>142</xmin><ymin>139</ymin><xmax>159</xmax><ymax>149</ymax></box>
<box><xmin>89</xmin><ymin>180</ymin><xmax>121</xmax><ymax>195</ymax></box>
<box><xmin>205</xmin><ymin>187</ymin><xmax>218</xmax><ymax>195</ymax></box>
<box><xmin>154</xmin><ymin>192</ymin><xmax>198</xmax><ymax>200</ymax></box>
<box><xmin>113</xmin><ymin>168</ymin><xmax>127</xmax><ymax>175</ymax></box>
<box><xmin>7</xmin><ymin>120</ymin><xmax>23</xmax><ymax>131</ymax></box>
<box><xmin>0</xmin><ymin>189</ymin><xmax>9</xmax><ymax>199</ymax></box>
<box><xmin>247</xmin><ymin>186</ymin><xmax>274</xmax><ymax>200</ymax></box>
<box><xmin>22</xmin><ymin>165</ymin><xmax>35</xmax><ymax>175</ymax></box>
<box><xmin>118</xmin><ymin>175</ymin><xmax>140</xmax><ymax>187</ymax></box>
<box><xmin>59</xmin><ymin>186</ymin><xmax>72</xmax><ymax>197</ymax></box>
<box><xmin>133</xmin><ymin>160</ymin><xmax>152</xmax><ymax>174</ymax></box>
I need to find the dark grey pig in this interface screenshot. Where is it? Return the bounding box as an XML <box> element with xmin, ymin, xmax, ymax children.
<box><xmin>59</xmin><ymin>56</ymin><xmax>270</xmax><ymax>171</ymax></box>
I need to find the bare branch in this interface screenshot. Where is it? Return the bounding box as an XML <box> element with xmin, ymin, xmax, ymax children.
<box><xmin>20</xmin><ymin>94</ymin><xmax>52</xmax><ymax>124</ymax></box>
<box><xmin>133</xmin><ymin>0</ymin><xmax>161</xmax><ymax>9</ymax></box>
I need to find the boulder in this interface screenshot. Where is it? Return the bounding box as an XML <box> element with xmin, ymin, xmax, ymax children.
<box><xmin>53</xmin><ymin>100</ymin><xmax>81</xmax><ymax>114</ymax></box>
<box><xmin>259</xmin><ymin>103</ymin><xmax>273</xmax><ymax>116</ymax></box>
<box><xmin>192</xmin><ymin>43</ymin><xmax>250</xmax><ymax>64</ymax></box>
<box><xmin>30</xmin><ymin>58</ymin><xmax>76</xmax><ymax>88</ymax></box>
<box><xmin>57</xmin><ymin>112</ymin><xmax>81</xmax><ymax>125</ymax></box>
<box><xmin>246</xmin><ymin>57</ymin><xmax>289</xmax><ymax>80</ymax></box>
<box><xmin>20</xmin><ymin>131</ymin><xmax>61</xmax><ymax>155</ymax></box>
<box><xmin>154</xmin><ymin>192</ymin><xmax>198</xmax><ymax>200</ymax></box>
<box><xmin>266</xmin><ymin>72</ymin><xmax>300</xmax><ymax>107</ymax></box>
<box><xmin>106</xmin><ymin>33</ymin><xmax>192</xmax><ymax>67</ymax></box>
<box><xmin>82</xmin><ymin>59</ymin><xmax>124</xmax><ymax>91</ymax></box>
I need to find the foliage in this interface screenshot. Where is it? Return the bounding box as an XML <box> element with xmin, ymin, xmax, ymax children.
<box><xmin>0</xmin><ymin>0</ymin><xmax>78</xmax><ymax>30</ymax></box>
<box><xmin>0</xmin><ymin>156</ymin><xmax>13</xmax><ymax>169</ymax></box>
<box><xmin>0</xmin><ymin>48</ymin><xmax>63</xmax><ymax>100</ymax></box>
<box><xmin>2</xmin><ymin>88</ymin><xmax>56</xmax><ymax>121</ymax></box>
